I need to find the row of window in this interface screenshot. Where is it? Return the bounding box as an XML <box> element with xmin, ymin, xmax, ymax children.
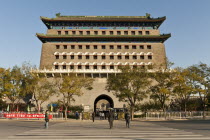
<box><xmin>55</xmin><ymin>55</ymin><xmax>152</xmax><ymax>60</ymax></box>
<box><xmin>55</xmin><ymin>65</ymin><xmax>152</xmax><ymax>70</ymax></box>
<box><xmin>57</xmin><ymin>30</ymin><xmax>150</xmax><ymax>35</ymax></box>
<box><xmin>56</xmin><ymin>45</ymin><xmax>152</xmax><ymax>50</ymax></box>
<box><xmin>52</xmin><ymin>26</ymin><xmax>154</xmax><ymax>30</ymax></box>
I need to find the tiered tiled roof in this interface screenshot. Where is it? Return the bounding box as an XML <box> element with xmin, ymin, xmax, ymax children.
<box><xmin>36</xmin><ymin>33</ymin><xmax>171</xmax><ymax>43</ymax></box>
<box><xmin>41</xmin><ymin>13</ymin><xmax>166</xmax><ymax>29</ymax></box>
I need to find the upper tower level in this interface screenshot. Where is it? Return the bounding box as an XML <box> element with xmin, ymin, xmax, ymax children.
<box><xmin>37</xmin><ymin>13</ymin><xmax>170</xmax><ymax>43</ymax></box>
<box><xmin>35</xmin><ymin>14</ymin><xmax>170</xmax><ymax>76</ymax></box>
<box><xmin>41</xmin><ymin>13</ymin><xmax>166</xmax><ymax>30</ymax></box>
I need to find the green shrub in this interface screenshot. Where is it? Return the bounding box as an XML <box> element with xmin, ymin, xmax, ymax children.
<box><xmin>67</xmin><ymin>114</ymin><xmax>76</xmax><ymax>119</ymax></box>
<box><xmin>134</xmin><ymin>114</ymin><xmax>145</xmax><ymax>118</ymax></box>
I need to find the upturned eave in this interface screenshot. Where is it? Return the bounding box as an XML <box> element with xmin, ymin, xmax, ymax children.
<box><xmin>36</xmin><ymin>33</ymin><xmax>171</xmax><ymax>43</ymax></box>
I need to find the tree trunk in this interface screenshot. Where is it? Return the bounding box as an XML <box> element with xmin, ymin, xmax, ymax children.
<box><xmin>184</xmin><ymin>102</ymin><xmax>187</xmax><ymax>117</ymax></box>
<box><xmin>162</xmin><ymin>104</ymin><xmax>167</xmax><ymax>119</ymax></box>
<box><xmin>64</xmin><ymin>106</ymin><xmax>67</xmax><ymax>120</ymax></box>
<box><xmin>162</xmin><ymin>104</ymin><xmax>165</xmax><ymax>112</ymax></box>
<box><xmin>203</xmin><ymin>104</ymin><xmax>206</xmax><ymax>120</ymax></box>
<box><xmin>35</xmin><ymin>99</ymin><xmax>39</xmax><ymax>113</ymax></box>
<box><xmin>12</xmin><ymin>102</ymin><xmax>15</xmax><ymax>112</ymax></box>
<box><xmin>16</xmin><ymin>104</ymin><xmax>19</xmax><ymax>112</ymax></box>
<box><xmin>131</xmin><ymin>106</ymin><xmax>134</xmax><ymax>121</ymax></box>
<box><xmin>38</xmin><ymin>104</ymin><xmax>40</xmax><ymax>114</ymax></box>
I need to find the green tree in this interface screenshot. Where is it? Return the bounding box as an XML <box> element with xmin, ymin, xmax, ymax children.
<box><xmin>33</xmin><ymin>77</ymin><xmax>54</xmax><ymax>112</ymax></box>
<box><xmin>150</xmin><ymin>59</ymin><xmax>175</xmax><ymax>112</ymax></box>
<box><xmin>172</xmin><ymin>67</ymin><xmax>194</xmax><ymax>112</ymax></box>
<box><xmin>187</xmin><ymin>63</ymin><xmax>210</xmax><ymax>119</ymax></box>
<box><xmin>54</xmin><ymin>75</ymin><xmax>94</xmax><ymax>120</ymax></box>
<box><xmin>2</xmin><ymin>66</ymin><xmax>26</xmax><ymax>111</ymax></box>
<box><xmin>106</xmin><ymin>66</ymin><xmax>152</xmax><ymax>120</ymax></box>
<box><xmin>0</xmin><ymin>68</ymin><xmax>6</xmax><ymax>98</ymax></box>
<box><xmin>0</xmin><ymin>68</ymin><xmax>7</xmax><ymax>110</ymax></box>
<box><xmin>24</xmin><ymin>73</ymin><xmax>54</xmax><ymax>113</ymax></box>
<box><xmin>150</xmin><ymin>71</ymin><xmax>174</xmax><ymax>112</ymax></box>
<box><xmin>170</xmin><ymin>98</ymin><xmax>203</xmax><ymax>111</ymax></box>
<box><xmin>138</xmin><ymin>101</ymin><xmax>162</xmax><ymax>113</ymax></box>
<box><xmin>0</xmin><ymin>99</ymin><xmax>7</xmax><ymax>110</ymax></box>
<box><xmin>20</xmin><ymin>62</ymin><xmax>55</xmax><ymax>113</ymax></box>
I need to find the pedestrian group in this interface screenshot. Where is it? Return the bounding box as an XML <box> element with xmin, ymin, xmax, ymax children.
<box><xmin>44</xmin><ymin>108</ymin><xmax>131</xmax><ymax>129</ymax></box>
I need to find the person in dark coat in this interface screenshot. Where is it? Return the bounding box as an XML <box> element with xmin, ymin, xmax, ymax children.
<box><xmin>75</xmin><ymin>111</ymin><xmax>79</xmax><ymax>120</ymax></box>
<box><xmin>108</xmin><ymin>109</ymin><xmax>115</xmax><ymax>129</ymax></box>
<box><xmin>45</xmin><ymin>110</ymin><xmax>49</xmax><ymax>129</ymax></box>
<box><xmin>92</xmin><ymin>112</ymin><xmax>95</xmax><ymax>122</ymax></box>
<box><xmin>114</xmin><ymin>111</ymin><xmax>118</xmax><ymax>120</ymax></box>
<box><xmin>124</xmin><ymin>110</ymin><xmax>131</xmax><ymax>128</ymax></box>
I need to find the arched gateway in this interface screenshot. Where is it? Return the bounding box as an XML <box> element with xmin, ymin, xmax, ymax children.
<box><xmin>94</xmin><ymin>94</ymin><xmax>114</xmax><ymax>112</ymax></box>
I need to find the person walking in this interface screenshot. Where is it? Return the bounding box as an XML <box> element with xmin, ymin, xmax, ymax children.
<box><xmin>101</xmin><ymin>112</ymin><xmax>105</xmax><ymax>120</ymax></box>
<box><xmin>124</xmin><ymin>109</ymin><xmax>131</xmax><ymax>128</ymax></box>
<box><xmin>45</xmin><ymin>110</ymin><xmax>49</xmax><ymax>129</ymax></box>
<box><xmin>92</xmin><ymin>112</ymin><xmax>95</xmax><ymax>122</ymax></box>
<box><xmin>108</xmin><ymin>109</ymin><xmax>114</xmax><ymax>129</ymax></box>
<box><xmin>114</xmin><ymin>111</ymin><xmax>118</xmax><ymax>120</ymax></box>
<box><xmin>99</xmin><ymin>112</ymin><xmax>101</xmax><ymax>120</ymax></box>
<box><xmin>105</xmin><ymin>111</ymin><xmax>107</xmax><ymax>120</ymax></box>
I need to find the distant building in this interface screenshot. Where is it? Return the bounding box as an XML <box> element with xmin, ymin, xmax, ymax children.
<box><xmin>34</xmin><ymin>13</ymin><xmax>170</xmax><ymax>112</ymax></box>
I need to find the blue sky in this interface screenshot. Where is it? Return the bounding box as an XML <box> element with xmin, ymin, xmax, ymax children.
<box><xmin>0</xmin><ymin>0</ymin><xmax>209</xmax><ymax>68</ymax></box>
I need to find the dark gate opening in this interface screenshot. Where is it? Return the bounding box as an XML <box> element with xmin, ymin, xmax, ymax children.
<box><xmin>94</xmin><ymin>94</ymin><xmax>114</xmax><ymax>113</ymax></box>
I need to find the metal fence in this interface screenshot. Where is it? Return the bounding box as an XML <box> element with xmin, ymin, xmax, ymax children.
<box><xmin>146</xmin><ymin>111</ymin><xmax>210</xmax><ymax>120</ymax></box>
<box><xmin>0</xmin><ymin>112</ymin><xmax>63</xmax><ymax>120</ymax></box>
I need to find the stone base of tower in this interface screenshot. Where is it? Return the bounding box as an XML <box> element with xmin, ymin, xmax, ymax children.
<box><xmin>40</xmin><ymin>78</ymin><xmax>126</xmax><ymax>112</ymax></box>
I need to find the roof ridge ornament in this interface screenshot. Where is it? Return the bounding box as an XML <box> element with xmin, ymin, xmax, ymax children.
<box><xmin>146</xmin><ymin>13</ymin><xmax>151</xmax><ymax>18</ymax></box>
<box><xmin>56</xmin><ymin>13</ymin><xmax>61</xmax><ymax>17</ymax></box>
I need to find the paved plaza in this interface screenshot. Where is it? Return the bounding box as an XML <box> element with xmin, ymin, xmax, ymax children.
<box><xmin>1</xmin><ymin>119</ymin><xmax>210</xmax><ymax>140</ymax></box>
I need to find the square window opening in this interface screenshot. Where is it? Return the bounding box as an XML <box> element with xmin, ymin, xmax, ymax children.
<box><xmin>64</xmin><ymin>45</ymin><xmax>67</xmax><ymax>49</ymax></box>
<box><xmin>102</xmin><ymin>45</ymin><xmax>106</xmax><ymax>49</ymax></box>
<box><xmin>94</xmin><ymin>45</ymin><xmax>97</xmax><ymax>49</ymax></box>
<box><xmin>79</xmin><ymin>45</ymin><xmax>82</xmax><ymax>49</ymax></box>
<box><xmin>55</xmin><ymin>65</ymin><xmax>59</xmax><ymax>69</ymax></box>
<box><xmin>140</xmin><ymin>45</ymin><xmax>144</xmax><ymax>49</ymax></box>
<box><xmin>86</xmin><ymin>55</ymin><xmax>90</xmax><ymax>59</ymax></box>
<box><xmin>110</xmin><ymin>45</ymin><xmax>114</xmax><ymax>49</ymax></box>
<box><xmin>56</xmin><ymin>45</ymin><xmax>60</xmax><ymax>49</ymax></box>
<box><xmin>55</xmin><ymin>55</ymin><xmax>59</xmax><ymax>59</ymax></box>
<box><xmin>71</xmin><ymin>45</ymin><xmax>75</xmax><ymax>49</ymax></box>
<box><xmin>132</xmin><ymin>45</ymin><xmax>136</xmax><ymax>49</ymax></box>
<box><xmin>94</xmin><ymin>55</ymin><xmax>97</xmax><ymax>59</ymax></box>
<box><xmin>78</xmin><ymin>55</ymin><xmax>82</xmax><ymax>59</ymax></box>
<box><xmin>125</xmin><ymin>55</ymin><xmax>129</xmax><ymax>59</ymax></box>
<box><xmin>102</xmin><ymin>55</ymin><xmax>106</xmax><ymax>59</ymax></box>
<box><xmin>86</xmin><ymin>45</ymin><xmax>90</xmax><ymax>49</ymax></box>
<box><xmin>147</xmin><ymin>45</ymin><xmax>152</xmax><ymax>49</ymax></box>
<box><xmin>117</xmin><ymin>45</ymin><xmax>121</xmax><ymax>49</ymax></box>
